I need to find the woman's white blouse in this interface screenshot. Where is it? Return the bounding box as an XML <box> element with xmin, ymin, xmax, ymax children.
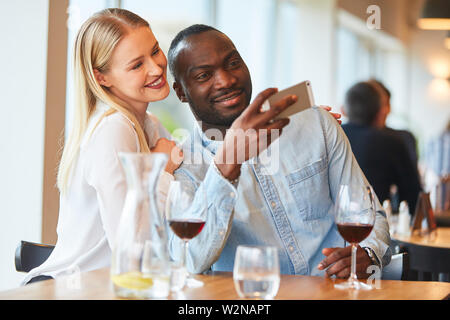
<box><xmin>22</xmin><ymin>102</ymin><xmax>174</xmax><ymax>285</ymax></box>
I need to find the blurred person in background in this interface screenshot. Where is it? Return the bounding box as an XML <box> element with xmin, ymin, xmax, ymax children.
<box><xmin>342</xmin><ymin>81</ymin><xmax>422</xmax><ymax>215</ymax></box>
<box><xmin>425</xmin><ymin>120</ymin><xmax>450</xmax><ymax>179</ymax></box>
<box><xmin>368</xmin><ymin>79</ymin><xmax>419</xmax><ymax>167</ymax></box>
<box><xmin>368</xmin><ymin>79</ymin><xmax>421</xmax><ymax>212</ymax></box>
<box><xmin>423</xmin><ymin>120</ymin><xmax>450</xmax><ymax>214</ymax></box>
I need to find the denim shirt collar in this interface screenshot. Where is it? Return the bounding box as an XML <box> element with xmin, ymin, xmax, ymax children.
<box><xmin>194</xmin><ymin>122</ymin><xmax>223</xmax><ymax>156</ymax></box>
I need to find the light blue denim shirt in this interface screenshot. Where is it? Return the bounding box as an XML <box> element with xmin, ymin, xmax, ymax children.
<box><xmin>169</xmin><ymin>106</ymin><xmax>391</xmax><ymax>275</ymax></box>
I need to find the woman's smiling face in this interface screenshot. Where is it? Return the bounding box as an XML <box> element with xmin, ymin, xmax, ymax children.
<box><xmin>98</xmin><ymin>26</ymin><xmax>170</xmax><ymax>111</ymax></box>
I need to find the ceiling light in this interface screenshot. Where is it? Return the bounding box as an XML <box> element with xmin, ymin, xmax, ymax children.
<box><xmin>417</xmin><ymin>0</ymin><xmax>450</xmax><ymax>30</ymax></box>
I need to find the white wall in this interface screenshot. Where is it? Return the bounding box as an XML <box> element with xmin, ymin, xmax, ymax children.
<box><xmin>0</xmin><ymin>0</ymin><xmax>49</xmax><ymax>290</ymax></box>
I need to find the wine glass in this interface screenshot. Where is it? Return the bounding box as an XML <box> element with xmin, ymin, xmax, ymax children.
<box><xmin>166</xmin><ymin>181</ymin><xmax>206</xmax><ymax>288</ymax></box>
<box><xmin>334</xmin><ymin>184</ymin><xmax>376</xmax><ymax>290</ymax></box>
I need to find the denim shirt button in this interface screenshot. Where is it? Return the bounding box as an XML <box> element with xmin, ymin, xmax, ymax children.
<box><xmin>271</xmin><ymin>201</ymin><xmax>276</xmax><ymax>208</ymax></box>
<box><xmin>289</xmin><ymin>246</ymin><xmax>294</xmax><ymax>252</ymax></box>
<box><xmin>229</xmin><ymin>192</ymin><xmax>235</xmax><ymax>198</ymax></box>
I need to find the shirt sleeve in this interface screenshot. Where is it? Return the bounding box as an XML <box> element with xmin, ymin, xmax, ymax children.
<box><xmin>170</xmin><ymin>163</ymin><xmax>238</xmax><ymax>274</ymax></box>
<box><xmin>318</xmin><ymin>108</ymin><xmax>392</xmax><ymax>269</ymax></box>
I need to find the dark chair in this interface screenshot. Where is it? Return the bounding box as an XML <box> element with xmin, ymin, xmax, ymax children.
<box><xmin>15</xmin><ymin>240</ymin><xmax>55</xmax><ymax>273</ymax></box>
<box><xmin>393</xmin><ymin>240</ymin><xmax>450</xmax><ymax>282</ymax></box>
<box><xmin>436</xmin><ymin>216</ymin><xmax>450</xmax><ymax>227</ymax></box>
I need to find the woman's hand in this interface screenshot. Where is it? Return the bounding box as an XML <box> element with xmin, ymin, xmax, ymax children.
<box><xmin>151</xmin><ymin>138</ymin><xmax>183</xmax><ymax>175</ymax></box>
<box><xmin>319</xmin><ymin>105</ymin><xmax>342</xmax><ymax>124</ymax></box>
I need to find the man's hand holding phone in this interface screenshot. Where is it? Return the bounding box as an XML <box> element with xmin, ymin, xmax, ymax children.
<box><xmin>214</xmin><ymin>88</ymin><xmax>297</xmax><ymax>181</ymax></box>
<box><xmin>265</xmin><ymin>80</ymin><xmax>341</xmax><ymax>124</ymax></box>
<box><xmin>213</xmin><ymin>81</ymin><xmax>340</xmax><ymax>183</ymax></box>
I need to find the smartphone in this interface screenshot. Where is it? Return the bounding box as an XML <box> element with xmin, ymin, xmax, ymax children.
<box><xmin>266</xmin><ymin>80</ymin><xmax>315</xmax><ymax>120</ymax></box>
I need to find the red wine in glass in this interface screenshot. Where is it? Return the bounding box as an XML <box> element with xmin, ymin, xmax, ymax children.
<box><xmin>334</xmin><ymin>184</ymin><xmax>376</xmax><ymax>290</ymax></box>
<box><xmin>166</xmin><ymin>181</ymin><xmax>207</xmax><ymax>288</ymax></box>
<box><xmin>337</xmin><ymin>223</ymin><xmax>373</xmax><ymax>243</ymax></box>
<box><xmin>169</xmin><ymin>219</ymin><xmax>206</xmax><ymax>240</ymax></box>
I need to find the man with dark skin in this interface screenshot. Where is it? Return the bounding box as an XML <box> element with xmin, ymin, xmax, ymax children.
<box><xmin>169</xmin><ymin>28</ymin><xmax>293</xmax><ymax>181</ymax></box>
<box><xmin>167</xmin><ymin>25</ymin><xmax>390</xmax><ymax>278</ymax></box>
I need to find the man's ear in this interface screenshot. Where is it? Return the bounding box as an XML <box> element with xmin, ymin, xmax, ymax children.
<box><xmin>173</xmin><ymin>81</ymin><xmax>188</xmax><ymax>103</ymax></box>
<box><xmin>93</xmin><ymin>69</ymin><xmax>111</xmax><ymax>87</ymax></box>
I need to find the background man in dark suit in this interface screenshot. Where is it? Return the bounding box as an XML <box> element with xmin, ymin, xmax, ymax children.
<box><xmin>342</xmin><ymin>81</ymin><xmax>422</xmax><ymax>214</ymax></box>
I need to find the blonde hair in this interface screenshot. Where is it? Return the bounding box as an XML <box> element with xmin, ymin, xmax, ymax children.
<box><xmin>58</xmin><ymin>8</ymin><xmax>151</xmax><ymax>193</ymax></box>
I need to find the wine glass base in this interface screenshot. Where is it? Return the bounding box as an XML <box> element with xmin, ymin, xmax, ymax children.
<box><xmin>334</xmin><ymin>279</ymin><xmax>372</xmax><ymax>291</ymax></box>
<box><xmin>186</xmin><ymin>277</ymin><xmax>204</xmax><ymax>288</ymax></box>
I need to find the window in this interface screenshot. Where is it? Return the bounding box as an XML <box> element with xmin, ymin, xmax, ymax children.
<box><xmin>122</xmin><ymin>0</ymin><xmax>213</xmax><ymax>132</ymax></box>
<box><xmin>274</xmin><ymin>0</ymin><xmax>299</xmax><ymax>90</ymax></box>
<box><xmin>216</xmin><ymin>0</ymin><xmax>276</xmax><ymax>97</ymax></box>
<box><xmin>335</xmin><ymin>10</ymin><xmax>408</xmax><ymax>129</ymax></box>
<box><xmin>65</xmin><ymin>0</ymin><xmax>113</xmax><ymax>135</ymax></box>
<box><xmin>335</xmin><ymin>26</ymin><xmax>374</xmax><ymax>113</ymax></box>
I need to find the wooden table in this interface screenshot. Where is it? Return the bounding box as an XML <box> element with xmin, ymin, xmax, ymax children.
<box><xmin>1</xmin><ymin>268</ymin><xmax>449</xmax><ymax>300</ymax></box>
<box><xmin>392</xmin><ymin>227</ymin><xmax>450</xmax><ymax>249</ymax></box>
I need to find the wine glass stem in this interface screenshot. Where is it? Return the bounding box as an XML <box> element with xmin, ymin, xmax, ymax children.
<box><xmin>183</xmin><ymin>240</ymin><xmax>194</xmax><ymax>280</ymax></box>
<box><xmin>350</xmin><ymin>243</ymin><xmax>358</xmax><ymax>282</ymax></box>
<box><xmin>183</xmin><ymin>240</ymin><xmax>188</xmax><ymax>269</ymax></box>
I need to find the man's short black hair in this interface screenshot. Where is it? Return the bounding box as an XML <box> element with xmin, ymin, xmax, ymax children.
<box><xmin>369</xmin><ymin>78</ymin><xmax>391</xmax><ymax>99</ymax></box>
<box><xmin>168</xmin><ymin>24</ymin><xmax>222</xmax><ymax>80</ymax></box>
<box><xmin>344</xmin><ymin>82</ymin><xmax>381</xmax><ymax>126</ymax></box>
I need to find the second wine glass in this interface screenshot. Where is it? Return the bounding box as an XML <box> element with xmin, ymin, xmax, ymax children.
<box><xmin>334</xmin><ymin>184</ymin><xmax>376</xmax><ymax>290</ymax></box>
<box><xmin>166</xmin><ymin>181</ymin><xmax>207</xmax><ymax>288</ymax></box>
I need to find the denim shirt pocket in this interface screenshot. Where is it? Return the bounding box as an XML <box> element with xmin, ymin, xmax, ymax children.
<box><xmin>286</xmin><ymin>158</ymin><xmax>328</xmax><ymax>220</ymax></box>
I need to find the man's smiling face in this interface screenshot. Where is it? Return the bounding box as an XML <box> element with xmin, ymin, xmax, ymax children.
<box><xmin>172</xmin><ymin>30</ymin><xmax>252</xmax><ymax>127</ymax></box>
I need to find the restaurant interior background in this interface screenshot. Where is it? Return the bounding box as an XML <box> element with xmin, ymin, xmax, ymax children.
<box><xmin>0</xmin><ymin>0</ymin><xmax>449</xmax><ymax>291</ymax></box>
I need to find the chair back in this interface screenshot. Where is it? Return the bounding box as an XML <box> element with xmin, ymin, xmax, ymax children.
<box><xmin>397</xmin><ymin>241</ymin><xmax>450</xmax><ymax>282</ymax></box>
<box><xmin>15</xmin><ymin>240</ymin><xmax>55</xmax><ymax>273</ymax></box>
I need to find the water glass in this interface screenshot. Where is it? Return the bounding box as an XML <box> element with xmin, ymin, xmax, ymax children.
<box><xmin>233</xmin><ymin>245</ymin><xmax>280</xmax><ymax>299</ymax></box>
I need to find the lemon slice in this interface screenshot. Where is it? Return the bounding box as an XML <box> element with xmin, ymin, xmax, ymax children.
<box><xmin>111</xmin><ymin>272</ymin><xmax>154</xmax><ymax>290</ymax></box>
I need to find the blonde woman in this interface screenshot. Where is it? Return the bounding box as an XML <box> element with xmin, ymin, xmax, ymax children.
<box><xmin>22</xmin><ymin>9</ymin><xmax>182</xmax><ymax>284</ymax></box>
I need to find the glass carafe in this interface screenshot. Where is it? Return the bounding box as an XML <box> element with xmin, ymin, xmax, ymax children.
<box><xmin>111</xmin><ymin>152</ymin><xmax>170</xmax><ymax>299</ymax></box>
